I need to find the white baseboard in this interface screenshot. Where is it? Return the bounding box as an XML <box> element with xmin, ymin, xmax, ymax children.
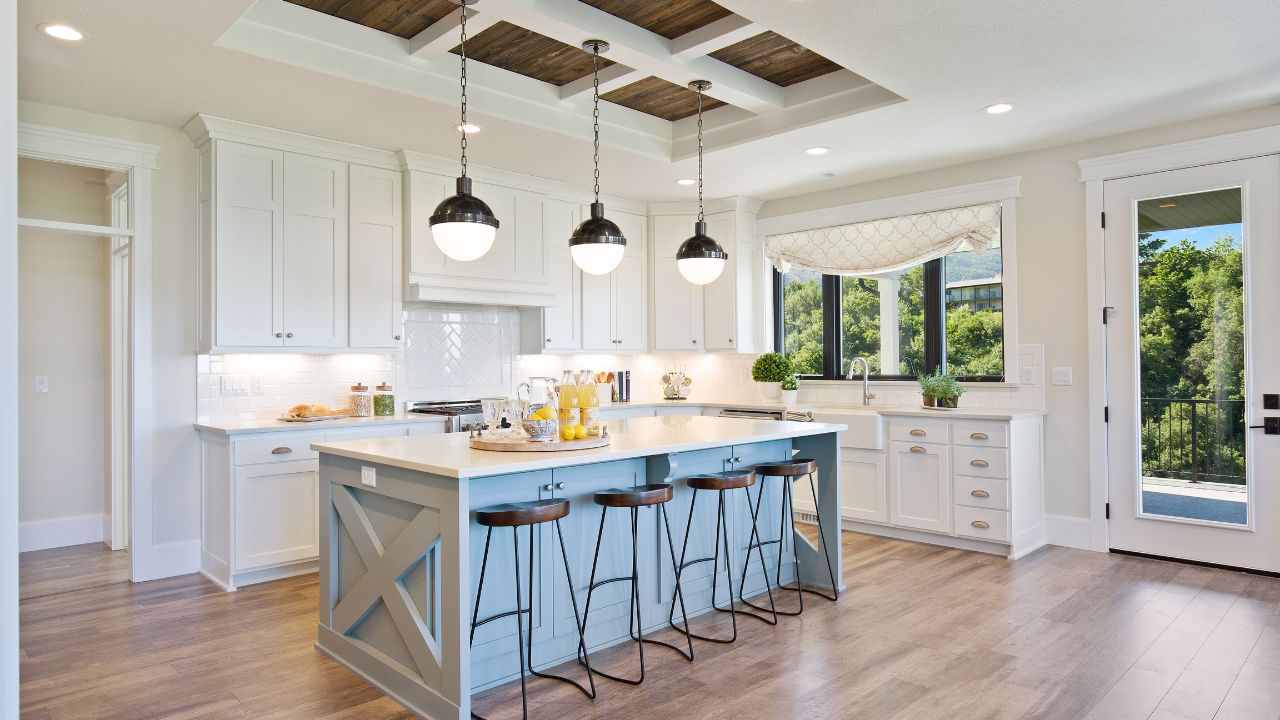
<box><xmin>1045</xmin><ymin>513</ymin><xmax>1096</xmax><ymax>551</ymax></box>
<box><xmin>145</xmin><ymin>539</ymin><xmax>201</xmax><ymax>580</ymax></box>
<box><xmin>19</xmin><ymin>513</ymin><xmax>106</xmax><ymax>552</ymax></box>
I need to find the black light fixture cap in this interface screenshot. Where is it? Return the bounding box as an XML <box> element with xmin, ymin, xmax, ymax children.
<box><xmin>676</xmin><ymin>221</ymin><xmax>728</xmax><ymax>260</ymax></box>
<box><xmin>429</xmin><ymin>176</ymin><xmax>500</xmax><ymax>229</ymax></box>
<box><xmin>569</xmin><ymin>201</ymin><xmax>627</xmax><ymax>247</ymax></box>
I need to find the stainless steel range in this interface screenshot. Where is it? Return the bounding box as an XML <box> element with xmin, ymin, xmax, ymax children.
<box><xmin>405</xmin><ymin>400</ymin><xmax>485</xmax><ymax>433</ymax></box>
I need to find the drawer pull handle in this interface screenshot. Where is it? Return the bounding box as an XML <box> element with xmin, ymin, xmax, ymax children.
<box><xmin>909</xmin><ymin>445</ymin><xmax>927</xmax><ymax>454</ymax></box>
<box><xmin>970</xmin><ymin>489</ymin><xmax>990</xmax><ymax>498</ymax></box>
<box><xmin>970</xmin><ymin>432</ymin><xmax>989</xmax><ymax>440</ymax></box>
<box><xmin>970</xmin><ymin>459</ymin><xmax>990</xmax><ymax>467</ymax></box>
<box><xmin>909</xmin><ymin>429</ymin><xmax>927</xmax><ymax>437</ymax></box>
<box><xmin>971</xmin><ymin>520</ymin><xmax>991</xmax><ymax>529</ymax></box>
<box><xmin>271</xmin><ymin>447</ymin><xmax>292</xmax><ymax>455</ymax></box>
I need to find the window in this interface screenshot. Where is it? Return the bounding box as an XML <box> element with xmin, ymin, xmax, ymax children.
<box><xmin>774</xmin><ymin>241</ymin><xmax>1005</xmax><ymax>381</ymax></box>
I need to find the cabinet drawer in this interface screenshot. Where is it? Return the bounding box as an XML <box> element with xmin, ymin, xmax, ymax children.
<box><xmin>888</xmin><ymin>418</ymin><xmax>949</xmax><ymax>445</ymax></box>
<box><xmin>952</xmin><ymin>445</ymin><xmax>1008</xmax><ymax>478</ymax></box>
<box><xmin>952</xmin><ymin>421</ymin><xmax>1009</xmax><ymax>448</ymax></box>
<box><xmin>236</xmin><ymin>434</ymin><xmax>321</xmax><ymax>465</ymax></box>
<box><xmin>954</xmin><ymin>476</ymin><xmax>1009</xmax><ymax>511</ymax></box>
<box><xmin>954</xmin><ymin>506</ymin><xmax>1010</xmax><ymax>543</ymax></box>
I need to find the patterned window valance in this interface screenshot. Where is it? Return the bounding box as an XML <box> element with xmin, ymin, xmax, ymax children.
<box><xmin>765</xmin><ymin>202</ymin><xmax>1001</xmax><ymax>275</ymax></box>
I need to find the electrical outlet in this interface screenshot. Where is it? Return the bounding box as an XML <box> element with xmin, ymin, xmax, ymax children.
<box><xmin>35</xmin><ymin>376</ymin><xmax>48</xmax><ymax>394</ymax></box>
<box><xmin>1020</xmin><ymin>366</ymin><xmax>1039</xmax><ymax>386</ymax></box>
<box><xmin>252</xmin><ymin>376</ymin><xmax>264</xmax><ymax>395</ymax></box>
<box><xmin>361</xmin><ymin>466</ymin><xmax>377</xmax><ymax>487</ymax></box>
<box><xmin>1051</xmin><ymin>367</ymin><xmax>1073</xmax><ymax>386</ymax></box>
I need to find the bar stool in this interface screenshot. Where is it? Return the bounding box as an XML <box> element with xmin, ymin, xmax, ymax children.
<box><xmin>470</xmin><ymin>499</ymin><xmax>595</xmax><ymax>720</ymax></box>
<box><xmin>577</xmin><ymin>483</ymin><xmax>693</xmax><ymax>684</ymax></box>
<box><xmin>668</xmin><ymin>469</ymin><xmax>776</xmax><ymax>644</ymax></box>
<box><xmin>740</xmin><ymin>459</ymin><xmax>839</xmax><ymax>623</ymax></box>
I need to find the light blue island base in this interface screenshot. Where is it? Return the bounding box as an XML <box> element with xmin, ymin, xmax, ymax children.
<box><xmin>311</xmin><ymin>417</ymin><xmax>843</xmax><ymax>720</ymax></box>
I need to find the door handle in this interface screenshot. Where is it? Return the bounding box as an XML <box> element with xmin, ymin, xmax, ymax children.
<box><xmin>909</xmin><ymin>446</ymin><xmax>926</xmax><ymax>454</ymax></box>
<box><xmin>970</xmin><ymin>489</ymin><xmax>990</xmax><ymax>498</ymax></box>
<box><xmin>970</xmin><ymin>459</ymin><xmax>990</xmax><ymax>467</ymax></box>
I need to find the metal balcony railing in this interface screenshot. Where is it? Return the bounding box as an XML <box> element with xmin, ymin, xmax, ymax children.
<box><xmin>1141</xmin><ymin>397</ymin><xmax>1246</xmax><ymax>485</ymax></box>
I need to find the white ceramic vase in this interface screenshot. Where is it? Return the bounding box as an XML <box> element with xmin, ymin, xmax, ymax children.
<box><xmin>781</xmin><ymin>389</ymin><xmax>798</xmax><ymax>406</ymax></box>
<box><xmin>759</xmin><ymin>381</ymin><xmax>782</xmax><ymax>400</ymax></box>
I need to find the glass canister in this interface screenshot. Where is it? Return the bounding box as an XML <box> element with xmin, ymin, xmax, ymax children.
<box><xmin>348</xmin><ymin>383</ymin><xmax>373</xmax><ymax>417</ymax></box>
<box><xmin>373</xmin><ymin>382</ymin><xmax>396</xmax><ymax>417</ymax></box>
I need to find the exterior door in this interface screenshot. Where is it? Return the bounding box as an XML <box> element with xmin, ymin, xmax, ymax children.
<box><xmin>1104</xmin><ymin>155</ymin><xmax>1280</xmax><ymax>572</ymax></box>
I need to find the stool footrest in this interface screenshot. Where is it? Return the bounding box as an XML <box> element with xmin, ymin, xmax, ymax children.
<box><xmin>587</xmin><ymin>575</ymin><xmax>633</xmax><ymax>593</ymax></box>
<box><xmin>472</xmin><ymin>607</ymin><xmax>529</xmax><ymax>630</ymax></box>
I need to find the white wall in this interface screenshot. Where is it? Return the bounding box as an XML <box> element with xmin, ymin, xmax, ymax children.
<box><xmin>761</xmin><ymin>102</ymin><xmax>1280</xmax><ymax>520</ymax></box>
<box><xmin>2</xmin><ymin>0</ymin><xmax>19</xmax><ymax>711</ymax></box>
<box><xmin>17</xmin><ymin>228</ymin><xmax>109</xmax><ymax>547</ymax></box>
<box><xmin>18</xmin><ymin>100</ymin><xmax>199</xmax><ymax>551</ymax></box>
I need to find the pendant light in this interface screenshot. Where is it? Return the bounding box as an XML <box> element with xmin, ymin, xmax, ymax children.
<box><xmin>429</xmin><ymin>0</ymin><xmax>499</xmax><ymax>262</ymax></box>
<box><xmin>568</xmin><ymin>40</ymin><xmax>627</xmax><ymax>275</ymax></box>
<box><xmin>677</xmin><ymin>80</ymin><xmax>727</xmax><ymax>285</ymax></box>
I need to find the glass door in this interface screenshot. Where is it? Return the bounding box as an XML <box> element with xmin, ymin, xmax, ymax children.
<box><xmin>1104</xmin><ymin>155</ymin><xmax>1280</xmax><ymax>571</ymax></box>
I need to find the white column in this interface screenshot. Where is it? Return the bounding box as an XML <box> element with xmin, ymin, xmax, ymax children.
<box><xmin>878</xmin><ymin>273</ymin><xmax>900</xmax><ymax>374</ymax></box>
<box><xmin>2</xmin><ymin>0</ymin><xmax>20</xmax><ymax>713</ymax></box>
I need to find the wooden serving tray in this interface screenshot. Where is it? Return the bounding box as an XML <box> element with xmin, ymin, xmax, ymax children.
<box><xmin>469</xmin><ymin>434</ymin><xmax>611</xmax><ymax>452</ymax></box>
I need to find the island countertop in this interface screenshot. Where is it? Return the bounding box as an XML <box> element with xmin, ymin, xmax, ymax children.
<box><xmin>311</xmin><ymin>415</ymin><xmax>846</xmax><ymax>478</ymax></box>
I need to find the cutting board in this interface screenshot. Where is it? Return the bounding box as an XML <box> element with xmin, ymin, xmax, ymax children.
<box><xmin>469</xmin><ymin>434</ymin><xmax>611</xmax><ymax>452</ymax></box>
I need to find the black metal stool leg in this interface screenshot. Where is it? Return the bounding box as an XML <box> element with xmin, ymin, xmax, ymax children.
<box><xmin>668</xmin><ymin>489</ymin><xmax>739</xmax><ymax>644</ymax></box>
<box><xmin>660</xmin><ymin>503</ymin><xmax>694</xmax><ymax>661</ymax></box>
<box><xmin>528</xmin><ymin>520</ymin><xmax>597</xmax><ymax>697</ymax></box>
<box><xmin>805</xmin><ymin>472</ymin><xmax>839</xmax><ymax>601</ymax></box>
<box><xmin>512</xmin><ymin>527</ymin><xmax>530</xmax><ymax>720</ymax></box>
<box><xmin>736</xmin><ymin>481</ymin><xmax>781</xmax><ymax>625</ymax></box>
<box><xmin>774</xmin><ymin>472</ymin><xmax>840</xmax><ymax>606</ymax></box>
<box><xmin>577</xmin><ymin>507</ymin><xmax>609</xmax><ymax>669</ymax></box>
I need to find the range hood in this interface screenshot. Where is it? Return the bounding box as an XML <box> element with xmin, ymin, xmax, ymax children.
<box><xmin>407</xmin><ymin>281</ymin><xmax>557</xmax><ymax>308</ymax></box>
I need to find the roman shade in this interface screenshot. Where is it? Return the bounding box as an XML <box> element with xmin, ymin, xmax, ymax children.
<box><xmin>765</xmin><ymin>202</ymin><xmax>1001</xmax><ymax>275</ymax></box>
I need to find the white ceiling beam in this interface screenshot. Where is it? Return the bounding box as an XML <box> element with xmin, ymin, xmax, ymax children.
<box><xmin>406</xmin><ymin>10</ymin><xmax>502</xmax><ymax>60</ymax></box>
<box><xmin>559</xmin><ymin>63</ymin><xmax>643</xmax><ymax>100</ymax></box>
<box><xmin>670</xmin><ymin>15</ymin><xmax>760</xmax><ymax>59</ymax></box>
<box><xmin>480</xmin><ymin>0</ymin><xmax>785</xmax><ymax>112</ymax></box>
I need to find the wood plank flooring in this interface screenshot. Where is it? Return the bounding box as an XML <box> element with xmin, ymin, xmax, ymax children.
<box><xmin>19</xmin><ymin>533</ymin><xmax>1280</xmax><ymax>719</ymax></box>
<box><xmin>19</xmin><ymin>542</ymin><xmax>130</xmax><ymax>600</ymax></box>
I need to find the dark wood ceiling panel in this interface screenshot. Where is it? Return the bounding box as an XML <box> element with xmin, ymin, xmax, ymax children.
<box><xmin>601</xmin><ymin>76</ymin><xmax>727</xmax><ymax>122</ymax></box>
<box><xmin>578</xmin><ymin>0</ymin><xmax>732</xmax><ymax>39</ymax></box>
<box><xmin>286</xmin><ymin>0</ymin><xmax>456</xmax><ymax>39</ymax></box>
<box><xmin>710</xmin><ymin>31</ymin><xmax>841</xmax><ymax>87</ymax></box>
<box><xmin>451</xmin><ymin>21</ymin><xmax>615</xmax><ymax>86</ymax></box>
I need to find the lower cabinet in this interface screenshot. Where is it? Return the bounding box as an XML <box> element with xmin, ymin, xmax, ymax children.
<box><xmin>233</xmin><ymin>460</ymin><xmax>318</xmax><ymax>570</ymax></box>
<box><xmin>888</xmin><ymin>440</ymin><xmax>951</xmax><ymax>534</ymax></box>
<box><xmin>840</xmin><ymin>450</ymin><xmax>888</xmax><ymax>524</ymax></box>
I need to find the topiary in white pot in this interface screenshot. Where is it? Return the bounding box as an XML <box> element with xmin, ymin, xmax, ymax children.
<box><xmin>752</xmin><ymin>352</ymin><xmax>794</xmax><ymax>401</ymax></box>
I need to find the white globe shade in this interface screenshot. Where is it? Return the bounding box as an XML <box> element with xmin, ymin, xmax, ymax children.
<box><xmin>677</xmin><ymin>256</ymin><xmax>725</xmax><ymax>285</ymax></box>
<box><xmin>571</xmin><ymin>242</ymin><xmax>625</xmax><ymax>275</ymax></box>
<box><xmin>432</xmin><ymin>222</ymin><xmax>497</xmax><ymax>262</ymax></box>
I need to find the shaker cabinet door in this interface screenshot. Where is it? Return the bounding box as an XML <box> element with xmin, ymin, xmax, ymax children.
<box><xmin>888</xmin><ymin>441</ymin><xmax>951</xmax><ymax>534</ymax></box>
<box><xmin>613</xmin><ymin>254</ymin><xmax>646</xmax><ymax>351</ymax></box>
<box><xmin>282</xmin><ymin>152</ymin><xmax>348</xmax><ymax>348</ymax></box>
<box><xmin>214</xmin><ymin>141</ymin><xmax>284</xmax><ymax>348</ymax></box>
<box><xmin>348</xmin><ymin>164</ymin><xmax>403</xmax><ymax>348</ymax></box>
<box><xmin>233</xmin><ymin>460</ymin><xmax>319</xmax><ymax>571</ymax></box>
<box><xmin>580</xmin><ymin>270</ymin><xmax>614</xmax><ymax>350</ymax></box>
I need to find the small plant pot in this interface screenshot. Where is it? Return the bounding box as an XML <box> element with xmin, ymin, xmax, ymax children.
<box><xmin>921</xmin><ymin>394</ymin><xmax>937</xmax><ymax>408</ymax></box>
<box><xmin>759</xmin><ymin>381</ymin><xmax>782</xmax><ymax>401</ymax></box>
<box><xmin>938</xmin><ymin>396</ymin><xmax>960</xmax><ymax>409</ymax></box>
<box><xmin>781</xmin><ymin>389</ymin><xmax>798</xmax><ymax>406</ymax></box>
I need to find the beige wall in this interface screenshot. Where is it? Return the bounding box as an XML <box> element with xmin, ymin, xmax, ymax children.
<box><xmin>762</xmin><ymin>103</ymin><xmax>1280</xmax><ymax>519</ymax></box>
<box><xmin>18</xmin><ymin>100</ymin><xmax>199</xmax><ymax>547</ymax></box>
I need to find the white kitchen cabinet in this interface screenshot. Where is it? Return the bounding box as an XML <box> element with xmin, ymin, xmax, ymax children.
<box><xmin>651</xmin><ymin>214</ymin><xmax>704</xmax><ymax>351</ymax></box>
<box><xmin>581</xmin><ymin>212</ymin><xmax>647</xmax><ymax>352</ymax></box>
<box><xmin>520</xmin><ymin>200</ymin><xmax>581</xmax><ymax>353</ymax></box>
<box><xmin>282</xmin><ymin>152</ymin><xmax>348</xmax><ymax>348</ymax></box>
<box><xmin>348</xmin><ymin>164</ymin><xmax>403</xmax><ymax>348</ymax></box>
<box><xmin>234</xmin><ymin>459</ymin><xmax>319</xmax><ymax>571</ymax></box>
<box><xmin>700</xmin><ymin>210</ymin><xmax>743</xmax><ymax>351</ymax></box>
<box><xmin>888</xmin><ymin>440</ymin><xmax>951</xmax><ymax>534</ymax></box>
<box><xmin>840</xmin><ymin>449</ymin><xmax>889</xmax><ymax>524</ymax></box>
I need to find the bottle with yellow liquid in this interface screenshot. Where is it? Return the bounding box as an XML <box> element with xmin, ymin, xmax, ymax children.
<box><xmin>578</xmin><ymin>370</ymin><xmax>600</xmax><ymax>436</ymax></box>
<box><xmin>558</xmin><ymin>370</ymin><xmax>581</xmax><ymax>440</ymax></box>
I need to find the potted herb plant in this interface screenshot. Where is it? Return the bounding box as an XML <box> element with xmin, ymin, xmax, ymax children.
<box><xmin>780</xmin><ymin>374</ymin><xmax>799</xmax><ymax>405</ymax></box>
<box><xmin>751</xmin><ymin>352</ymin><xmax>794</xmax><ymax>401</ymax></box>
<box><xmin>918</xmin><ymin>370</ymin><xmax>944</xmax><ymax>408</ymax></box>
<box><xmin>936</xmin><ymin>374</ymin><xmax>966</xmax><ymax>408</ymax></box>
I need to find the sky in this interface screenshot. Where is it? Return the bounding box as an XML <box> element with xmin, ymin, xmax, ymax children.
<box><xmin>1146</xmin><ymin>223</ymin><xmax>1242</xmax><ymax>250</ymax></box>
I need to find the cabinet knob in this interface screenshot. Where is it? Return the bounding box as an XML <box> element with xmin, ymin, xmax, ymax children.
<box><xmin>692</xmin><ymin>339</ymin><xmax>697</xmax><ymax>344</ymax></box>
<box><xmin>908</xmin><ymin>446</ymin><xmax>926</xmax><ymax>454</ymax></box>
<box><xmin>395</xmin><ymin>335</ymin><xmax>402</xmax><ymax>341</ymax></box>
<box><xmin>556</xmin><ymin>482</ymin><xmax>566</xmax><ymax>491</ymax></box>
<box><xmin>732</xmin><ymin>456</ymin><xmax>742</xmax><ymax>463</ymax></box>
<box><xmin>543</xmin><ymin>484</ymin><xmax>553</xmax><ymax>492</ymax></box>
<box><xmin>729</xmin><ymin>339</ymin><xmax>733</xmax><ymax>343</ymax></box>
<box><xmin>970</xmin><ymin>459</ymin><xmax>990</xmax><ymax>468</ymax></box>
<box><xmin>909</xmin><ymin>429</ymin><xmax>927</xmax><ymax>437</ymax></box>
<box><xmin>970</xmin><ymin>432</ymin><xmax>989</xmax><ymax>440</ymax></box>
<box><xmin>546</xmin><ymin>338</ymin><xmax>552</xmax><ymax>343</ymax></box>
<box><xmin>275</xmin><ymin>332</ymin><xmax>283</xmax><ymax>338</ymax></box>
<box><xmin>971</xmin><ymin>520</ymin><xmax>990</xmax><ymax>529</ymax></box>
<box><xmin>970</xmin><ymin>489</ymin><xmax>990</xmax><ymax>498</ymax></box>
<box><xmin>285</xmin><ymin>332</ymin><xmax>294</xmax><ymax>339</ymax></box>
<box><xmin>271</xmin><ymin>447</ymin><xmax>292</xmax><ymax>455</ymax></box>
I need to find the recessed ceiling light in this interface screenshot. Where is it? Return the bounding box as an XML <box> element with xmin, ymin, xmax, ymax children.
<box><xmin>40</xmin><ymin>24</ymin><xmax>85</xmax><ymax>41</ymax></box>
<box><xmin>455</xmin><ymin>123</ymin><xmax>480</xmax><ymax>134</ymax></box>
<box><xmin>821</xmin><ymin>172</ymin><xmax>837</xmax><ymax>178</ymax></box>
<box><xmin>676</xmin><ymin>178</ymin><xmax>696</xmax><ymax>186</ymax></box>
<box><xmin>984</xmin><ymin>103</ymin><xmax>1014</xmax><ymax>115</ymax></box>
<box><xmin>805</xmin><ymin>146</ymin><xmax>830</xmax><ymax>156</ymax></box>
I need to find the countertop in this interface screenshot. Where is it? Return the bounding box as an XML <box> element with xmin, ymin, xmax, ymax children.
<box><xmin>311</xmin><ymin>415</ymin><xmax>847</xmax><ymax>478</ymax></box>
<box><xmin>195</xmin><ymin>413</ymin><xmax>449</xmax><ymax>436</ymax></box>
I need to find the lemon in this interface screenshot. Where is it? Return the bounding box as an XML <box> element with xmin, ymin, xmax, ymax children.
<box><xmin>573</xmin><ymin>424</ymin><xmax>587</xmax><ymax>440</ymax></box>
<box><xmin>560</xmin><ymin>426</ymin><xmax>576</xmax><ymax>441</ymax></box>
<box><xmin>531</xmin><ymin>407</ymin><xmax>554</xmax><ymax>421</ymax></box>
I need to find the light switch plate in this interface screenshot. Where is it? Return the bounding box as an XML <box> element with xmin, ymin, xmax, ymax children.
<box><xmin>35</xmin><ymin>376</ymin><xmax>48</xmax><ymax>394</ymax></box>
<box><xmin>1051</xmin><ymin>367</ymin><xmax>1073</xmax><ymax>386</ymax></box>
<box><xmin>361</xmin><ymin>466</ymin><xmax>377</xmax><ymax>487</ymax></box>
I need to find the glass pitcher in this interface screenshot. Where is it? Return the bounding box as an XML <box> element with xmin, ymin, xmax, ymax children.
<box><xmin>516</xmin><ymin>376</ymin><xmax>559</xmax><ymax>415</ymax></box>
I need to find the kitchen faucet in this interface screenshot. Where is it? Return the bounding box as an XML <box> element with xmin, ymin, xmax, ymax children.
<box><xmin>847</xmin><ymin>357</ymin><xmax>876</xmax><ymax>405</ymax></box>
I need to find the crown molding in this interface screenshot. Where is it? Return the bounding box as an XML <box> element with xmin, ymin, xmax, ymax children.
<box><xmin>18</xmin><ymin>122</ymin><xmax>160</xmax><ymax>170</ymax></box>
<box><xmin>1078</xmin><ymin>124</ymin><xmax>1280</xmax><ymax>182</ymax></box>
<box><xmin>182</xmin><ymin>114</ymin><xmax>401</xmax><ymax>170</ymax></box>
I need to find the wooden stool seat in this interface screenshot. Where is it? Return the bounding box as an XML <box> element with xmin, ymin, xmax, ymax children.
<box><xmin>475</xmin><ymin>499</ymin><xmax>570</xmax><ymax>527</ymax></box>
<box><xmin>687</xmin><ymin>470</ymin><xmax>755</xmax><ymax>491</ymax></box>
<box><xmin>752</xmin><ymin>459</ymin><xmax>818</xmax><ymax>477</ymax></box>
<box><xmin>594</xmin><ymin>484</ymin><xmax>674</xmax><ymax>508</ymax></box>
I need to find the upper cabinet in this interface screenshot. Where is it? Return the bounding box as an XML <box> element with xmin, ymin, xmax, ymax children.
<box><xmin>580</xmin><ymin>210</ymin><xmax>647</xmax><ymax>353</ymax></box>
<box><xmin>651</xmin><ymin>214</ymin><xmax>705</xmax><ymax>352</ymax></box>
<box><xmin>187</xmin><ymin>116</ymin><xmax>403</xmax><ymax>354</ymax></box>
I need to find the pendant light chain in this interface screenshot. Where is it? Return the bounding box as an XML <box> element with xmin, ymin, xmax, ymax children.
<box><xmin>696</xmin><ymin>87</ymin><xmax>705</xmax><ymax>222</ymax></box>
<box><xmin>591</xmin><ymin>47</ymin><xmax>601</xmax><ymax>202</ymax></box>
<box><xmin>458</xmin><ymin>6</ymin><xmax>469</xmax><ymax>180</ymax></box>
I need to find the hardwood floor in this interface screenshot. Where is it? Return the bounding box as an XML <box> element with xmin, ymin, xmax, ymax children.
<box><xmin>19</xmin><ymin>542</ymin><xmax>130</xmax><ymax>600</ymax></box>
<box><xmin>19</xmin><ymin>532</ymin><xmax>1280</xmax><ymax>719</ymax></box>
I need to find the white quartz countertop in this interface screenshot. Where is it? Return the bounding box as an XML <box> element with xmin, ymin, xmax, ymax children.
<box><xmin>195</xmin><ymin>413</ymin><xmax>449</xmax><ymax>435</ymax></box>
<box><xmin>311</xmin><ymin>415</ymin><xmax>847</xmax><ymax>478</ymax></box>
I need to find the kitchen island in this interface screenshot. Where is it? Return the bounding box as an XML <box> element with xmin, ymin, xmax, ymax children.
<box><xmin>310</xmin><ymin>414</ymin><xmax>845</xmax><ymax>720</ymax></box>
